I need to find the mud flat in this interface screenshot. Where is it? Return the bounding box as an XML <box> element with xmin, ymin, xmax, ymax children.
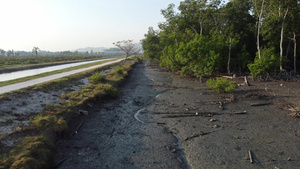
<box><xmin>55</xmin><ymin>61</ymin><xmax>300</xmax><ymax>169</ymax></box>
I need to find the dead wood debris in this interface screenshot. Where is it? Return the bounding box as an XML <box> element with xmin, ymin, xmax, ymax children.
<box><xmin>287</xmin><ymin>105</ymin><xmax>300</xmax><ymax>118</ymax></box>
<box><xmin>248</xmin><ymin>150</ymin><xmax>253</xmax><ymax>163</ymax></box>
<box><xmin>184</xmin><ymin>132</ymin><xmax>212</xmax><ymax>141</ymax></box>
<box><xmin>158</xmin><ymin>112</ymin><xmax>219</xmax><ymax>118</ymax></box>
<box><xmin>157</xmin><ymin>122</ymin><xmax>166</xmax><ymax>126</ymax></box>
<box><xmin>72</xmin><ymin>121</ymin><xmax>84</xmax><ymax>136</ymax></box>
<box><xmin>233</xmin><ymin>111</ymin><xmax>247</xmax><ymax>115</ymax></box>
<box><xmin>251</xmin><ymin>103</ymin><xmax>271</xmax><ymax>106</ymax></box>
<box><xmin>238</xmin><ymin>76</ymin><xmax>251</xmax><ymax>86</ymax></box>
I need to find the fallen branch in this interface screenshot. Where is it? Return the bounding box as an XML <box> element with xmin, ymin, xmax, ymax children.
<box><xmin>251</xmin><ymin>103</ymin><xmax>271</xmax><ymax>106</ymax></box>
<box><xmin>157</xmin><ymin>122</ymin><xmax>166</xmax><ymax>126</ymax></box>
<box><xmin>154</xmin><ymin>112</ymin><xmax>197</xmax><ymax>115</ymax></box>
<box><xmin>72</xmin><ymin>121</ymin><xmax>84</xmax><ymax>136</ymax></box>
<box><xmin>184</xmin><ymin>132</ymin><xmax>212</xmax><ymax>141</ymax></box>
<box><xmin>54</xmin><ymin>158</ymin><xmax>66</xmax><ymax>168</ymax></box>
<box><xmin>222</xmin><ymin>76</ymin><xmax>233</xmax><ymax>79</ymax></box>
<box><xmin>162</xmin><ymin>112</ymin><xmax>218</xmax><ymax>118</ymax></box>
<box><xmin>234</xmin><ymin>111</ymin><xmax>247</xmax><ymax>115</ymax></box>
<box><xmin>249</xmin><ymin>150</ymin><xmax>253</xmax><ymax>163</ymax></box>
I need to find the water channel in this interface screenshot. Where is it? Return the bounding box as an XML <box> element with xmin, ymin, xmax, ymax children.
<box><xmin>0</xmin><ymin>58</ymin><xmax>114</xmax><ymax>82</ymax></box>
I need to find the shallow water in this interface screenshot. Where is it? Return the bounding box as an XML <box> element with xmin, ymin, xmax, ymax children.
<box><xmin>0</xmin><ymin>58</ymin><xmax>114</xmax><ymax>82</ymax></box>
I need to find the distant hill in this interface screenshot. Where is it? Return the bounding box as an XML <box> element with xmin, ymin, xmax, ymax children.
<box><xmin>75</xmin><ymin>47</ymin><xmax>107</xmax><ymax>53</ymax></box>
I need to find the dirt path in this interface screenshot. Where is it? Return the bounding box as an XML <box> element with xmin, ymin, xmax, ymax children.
<box><xmin>56</xmin><ymin>62</ymin><xmax>300</xmax><ymax>169</ymax></box>
<box><xmin>55</xmin><ymin>62</ymin><xmax>188</xmax><ymax>169</ymax></box>
<box><xmin>0</xmin><ymin>59</ymin><xmax>123</xmax><ymax>94</ymax></box>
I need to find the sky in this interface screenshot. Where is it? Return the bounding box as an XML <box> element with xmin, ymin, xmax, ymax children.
<box><xmin>0</xmin><ymin>0</ymin><xmax>183</xmax><ymax>51</ymax></box>
<box><xmin>0</xmin><ymin>0</ymin><xmax>228</xmax><ymax>52</ymax></box>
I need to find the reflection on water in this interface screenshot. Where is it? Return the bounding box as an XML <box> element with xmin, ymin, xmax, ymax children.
<box><xmin>0</xmin><ymin>58</ymin><xmax>113</xmax><ymax>82</ymax></box>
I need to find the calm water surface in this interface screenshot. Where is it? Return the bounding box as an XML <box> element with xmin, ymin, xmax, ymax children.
<box><xmin>0</xmin><ymin>58</ymin><xmax>114</xmax><ymax>82</ymax></box>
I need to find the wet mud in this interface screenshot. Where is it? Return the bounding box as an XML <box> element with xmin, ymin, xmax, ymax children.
<box><xmin>55</xmin><ymin>61</ymin><xmax>300</xmax><ymax>169</ymax></box>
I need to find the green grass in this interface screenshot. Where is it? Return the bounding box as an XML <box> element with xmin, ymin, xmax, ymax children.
<box><xmin>0</xmin><ymin>55</ymin><xmax>114</xmax><ymax>69</ymax></box>
<box><xmin>206</xmin><ymin>77</ymin><xmax>238</xmax><ymax>93</ymax></box>
<box><xmin>0</xmin><ymin>58</ymin><xmax>120</xmax><ymax>87</ymax></box>
<box><xmin>88</xmin><ymin>72</ymin><xmax>106</xmax><ymax>84</ymax></box>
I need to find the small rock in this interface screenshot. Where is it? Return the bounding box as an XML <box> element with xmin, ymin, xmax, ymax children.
<box><xmin>212</xmin><ymin>125</ymin><xmax>220</xmax><ymax>128</ymax></box>
<box><xmin>209</xmin><ymin>118</ymin><xmax>217</xmax><ymax>122</ymax></box>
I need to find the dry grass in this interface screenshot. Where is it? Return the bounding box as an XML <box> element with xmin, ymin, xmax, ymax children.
<box><xmin>0</xmin><ymin>136</ymin><xmax>55</xmax><ymax>169</ymax></box>
<box><xmin>287</xmin><ymin>105</ymin><xmax>300</xmax><ymax>118</ymax></box>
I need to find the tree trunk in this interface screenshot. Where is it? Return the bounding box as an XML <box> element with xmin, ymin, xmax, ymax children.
<box><xmin>286</xmin><ymin>39</ymin><xmax>292</xmax><ymax>58</ymax></box>
<box><xmin>227</xmin><ymin>37</ymin><xmax>232</xmax><ymax>75</ymax></box>
<box><xmin>294</xmin><ymin>31</ymin><xmax>297</xmax><ymax>73</ymax></box>
<box><xmin>123</xmin><ymin>53</ymin><xmax>129</xmax><ymax>64</ymax></box>
<box><xmin>200</xmin><ymin>24</ymin><xmax>203</xmax><ymax>35</ymax></box>
<box><xmin>190</xmin><ymin>25</ymin><xmax>198</xmax><ymax>34</ymax></box>
<box><xmin>255</xmin><ymin>0</ymin><xmax>264</xmax><ymax>59</ymax></box>
<box><xmin>280</xmin><ymin>8</ymin><xmax>289</xmax><ymax>71</ymax></box>
<box><xmin>257</xmin><ymin>21</ymin><xmax>261</xmax><ymax>59</ymax></box>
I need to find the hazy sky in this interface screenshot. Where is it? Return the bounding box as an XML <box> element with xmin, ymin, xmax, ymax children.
<box><xmin>0</xmin><ymin>0</ymin><xmax>184</xmax><ymax>51</ymax></box>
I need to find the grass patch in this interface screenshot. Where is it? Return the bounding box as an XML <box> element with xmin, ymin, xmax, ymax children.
<box><xmin>88</xmin><ymin>72</ymin><xmax>106</xmax><ymax>84</ymax></box>
<box><xmin>0</xmin><ymin>55</ymin><xmax>113</xmax><ymax>69</ymax></box>
<box><xmin>106</xmin><ymin>61</ymin><xmax>135</xmax><ymax>83</ymax></box>
<box><xmin>0</xmin><ymin>136</ymin><xmax>55</xmax><ymax>169</ymax></box>
<box><xmin>206</xmin><ymin>77</ymin><xmax>238</xmax><ymax>93</ymax></box>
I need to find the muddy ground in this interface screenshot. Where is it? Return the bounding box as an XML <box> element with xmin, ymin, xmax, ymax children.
<box><xmin>55</xmin><ymin>62</ymin><xmax>300</xmax><ymax>169</ymax></box>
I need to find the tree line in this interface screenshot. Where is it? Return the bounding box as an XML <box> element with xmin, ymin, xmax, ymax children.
<box><xmin>142</xmin><ymin>0</ymin><xmax>300</xmax><ymax>79</ymax></box>
<box><xmin>0</xmin><ymin>47</ymin><xmax>123</xmax><ymax>57</ymax></box>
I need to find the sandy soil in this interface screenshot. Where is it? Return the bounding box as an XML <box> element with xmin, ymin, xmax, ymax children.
<box><xmin>54</xmin><ymin>61</ymin><xmax>300</xmax><ymax>169</ymax></box>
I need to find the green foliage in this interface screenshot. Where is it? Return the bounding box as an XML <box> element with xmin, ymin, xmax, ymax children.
<box><xmin>248</xmin><ymin>48</ymin><xmax>279</xmax><ymax>77</ymax></box>
<box><xmin>206</xmin><ymin>78</ymin><xmax>238</xmax><ymax>93</ymax></box>
<box><xmin>142</xmin><ymin>27</ymin><xmax>162</xmax><ymax>61</ymax></box>
<box><xmin>88</xmin><ymin>72</ymin><xmax>105</xmax><ymax>84</ymax></box>
<box><xmin>114</xmin><ymin>67</ymin><xmax>124</xmax><ymax>75</ymax></box>
<box><xmin>106</xmin><ymin>61</ymin><xmax>134</xmax><ymax>82</ymax></box>
<box><xmin>176</xmin><ymin>34</ymin><xmax>223</xmax><ymax>78</ymax></box>
<box><xmin>0</xmin><ymin>55</ymin><xmax>106</xmax><ymax>68</ymax></box>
